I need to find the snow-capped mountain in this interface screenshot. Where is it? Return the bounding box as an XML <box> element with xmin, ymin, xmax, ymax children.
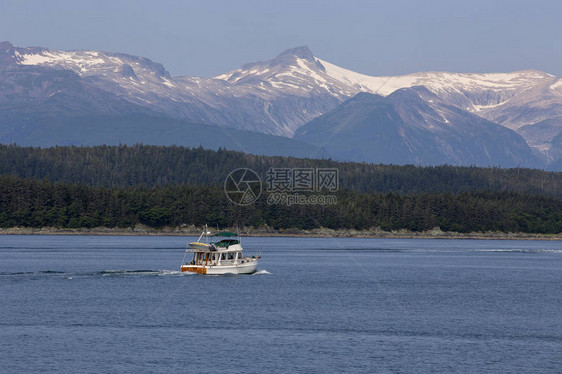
<box><xmin>0</xmin><ymin>41</ymin><xmax>325</xmax><ymax>157</ymax></box>
<box><xmin>0</xmin><ymin>41</ymin><xmax>217</xmax><ymax>121</ymax></box>
<box><xmin>195</xmin><ymin>46</ymin><xmax>562</xmax><ymax>162</ymax></box>
<box><xmin>1</xmin><ymin>41</ymin><xmax>561</xmax><ymax>168</ymax></box>
<box><xmin>294</xmin><ymin>88</ymin><xmax>541</xmax><ymax>167</ymax></box>
<box><xmin>1</xmin><ymin>42</ymin><xmax>342</xmax><ymax>135</ymax></box>
<box><xmin>209</xmin><ymin>46</ymin><xmax>561</xmax><ymax>152</ymax></box>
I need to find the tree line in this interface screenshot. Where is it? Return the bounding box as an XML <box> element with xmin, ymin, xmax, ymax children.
<box><xmin>1</xmin><ymin>175</ymin><xmax>560</xmax><ymax>234</ymax></box>
<box><xmin>0</xmin><ymin>144</ymin><xmax>560</xmax><ymax>197</ymax></box>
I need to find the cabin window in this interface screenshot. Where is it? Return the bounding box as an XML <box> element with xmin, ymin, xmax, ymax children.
<box><xmin>228</xmin><ymin>253</ymin><xmax>234</xmax><ymax>260</ymax></box>
<box><xmin>221</xmin><ymin>253</ymin><xmax>226</xmax><ymax>261</ymax></box>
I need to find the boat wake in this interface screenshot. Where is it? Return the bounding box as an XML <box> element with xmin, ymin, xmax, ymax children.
<box><xmin>1</xmin><ymin>268</ymin><xmax>273</xmax><ymax>278</ymax></box>
<box><xmin>0</xmin><ymin>270</ymin><xmax>67</xmax><ymax>276</ymax></box>
<box><xmin>100</xmin><ymin>269</ymin><xmax>193</xmax><ymax>276</ymax></box>
<box><xmin>0</xmin><ymin>269</ymin><xmax>194</xmax><ymax>278</ymax></box>
<box><xmin>252</xmin><ymin>270</ymin><xmax>271</xmax><ymax>275</ymax></box>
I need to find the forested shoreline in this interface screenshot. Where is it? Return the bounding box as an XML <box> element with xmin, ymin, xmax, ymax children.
<box><xmin>1</xmin><ymin>144</ymin><xmax>561</xmax><ymax>235</ymax></box>
<box><xmin>1</xmin><ymin>175</ymin><xmax>561</xmax><ymax>234</ymax></box>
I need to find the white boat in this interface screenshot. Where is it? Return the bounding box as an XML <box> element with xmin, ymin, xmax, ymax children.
<box><xmin>181</xmin><ymin>228</ymin><xmax>260</xmax><ymax>275</ymax></box>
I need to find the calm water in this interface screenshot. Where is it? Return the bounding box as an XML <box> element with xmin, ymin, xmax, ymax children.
<box><xmin>1</xmin><ymin>235</ymin><xmax>561</xmax><ymax>373</ymax></box>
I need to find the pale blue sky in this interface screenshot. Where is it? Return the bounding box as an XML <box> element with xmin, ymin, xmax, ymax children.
<box><xmin>1</xmin><ymin>0</ymin><xmax>560</xmax><ymax>77</ymax></box>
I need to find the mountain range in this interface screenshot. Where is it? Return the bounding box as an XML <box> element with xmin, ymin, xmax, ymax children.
<box><xmin>294</xmin><ymin>88</ymin><xmax>540</xmax><ymax>167</ymax></box>
<box><xmin>1</xmin><ymin>41</ymin><xmax>561</xmax><ymax>169</ymax></box>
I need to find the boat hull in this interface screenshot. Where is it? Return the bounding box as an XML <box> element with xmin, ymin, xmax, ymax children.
<box><xmin>180</xmin><ymin>260</ymin><xmax>258</xmax><ymax>275</ymax></box>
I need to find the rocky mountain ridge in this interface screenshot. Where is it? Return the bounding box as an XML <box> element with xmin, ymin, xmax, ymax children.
<box><xmin>1</xmin><ymin>41</ymin><xmax>561</xmax><ymax>168</ymax></box>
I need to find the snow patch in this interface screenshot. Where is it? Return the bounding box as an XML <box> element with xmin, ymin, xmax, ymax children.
<box><xmin>214</xmin><ymin>72</ymin><xmax>232</xmax><ymax>80</ymax></box>
<box><xmin>270</xmin><ymin>81</ymin><xmax>303</xmax><ymax>90</ymax></box>
<box><xmin>318</xmin><ymin>58</ymin><xmax>552</xmax><ymax>97</ymax></box>
<box><xmin>19</xmin><ymin>50</ymin><xmax>106</xmax><ymax>68</ymax></box>
<box><xmin>19</xmin><ymin>51</ymin><xmax>59</xmax><ymax>65</ymax></box>
<box><xmin>318</xmin><ymin>58</ymin><xmax>410</xmax><ymax>95</ymax></box>
<box><xmin>472</xmin><ymin>100</ymin><xmax>509</xmax><ymax>112</ymax></box>
<box><xmin>550</xmin><ymin>80</ymin><xmax>562</xmax><ymax>90</ymax></box>
<box><xmin>161</xmin><ymin>78</ymin><xmax>175</xmax><ymax>88</ymax></box>
<box><xmin>48</xmin><ymin>89</ymin><xmax>62</xmax><ymax>97</ymax></box>
<box><xmin>295</xmin><ymin>58</ymin><xmax>327</xmax><ymax>84</ymax></box>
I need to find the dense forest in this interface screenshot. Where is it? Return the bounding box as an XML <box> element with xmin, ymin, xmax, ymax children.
<box><xmin>1</xmin><ymin>144</ymin><xmax>560</xmax><ymax>234</ymax></box>
<box><xmin>1</xmin><ymin>175</ymin><xmax>561</xmax><ymax>234</ymax></box>
<box><xmin>1</xmin><ymin>144</ymin><xmax>561</xmax><ymax>197</ymax></box>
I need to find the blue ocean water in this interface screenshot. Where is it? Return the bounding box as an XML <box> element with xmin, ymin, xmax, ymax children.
<box><xmin>1</xmin><ymin>235</ymin><xmax>561</xmax><ymax>373</ymax></box>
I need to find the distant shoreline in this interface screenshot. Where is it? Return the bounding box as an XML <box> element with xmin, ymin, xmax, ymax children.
<box><xmin>1</xmin><ymin>226</ymin><xmax>560</xmax><ymax>241</ymax></box>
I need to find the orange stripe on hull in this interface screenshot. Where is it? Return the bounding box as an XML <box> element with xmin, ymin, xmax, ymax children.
<box><xmin>181</xmin><ymin>266</ymin><xmax>207</xmax><ymax>274</ymax></box>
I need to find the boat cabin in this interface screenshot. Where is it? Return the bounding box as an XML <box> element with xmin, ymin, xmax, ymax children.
<box><xmin>189</xmin><ymin>248</ymin><xmax>247</xmax><ymax>266</ymax></box>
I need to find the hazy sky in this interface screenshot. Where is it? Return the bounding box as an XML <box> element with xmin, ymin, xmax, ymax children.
<box><xmin>1</xmin><ymin>0</ymin><xmax>561</xmax><ymax>77</ymax></box>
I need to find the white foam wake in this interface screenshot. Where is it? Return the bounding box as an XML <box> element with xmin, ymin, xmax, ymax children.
<box><xmin>253</xmin><ymin>270</ymin><xmax>271</xmax><ymax>275</ymax></box>
<box><xmin>100</xmin><ymin>269</ymin><xmax>194</xmax><ymax>276</ymax></box>
<box><xmin>157</xmin><ymin>269</ymin><xmax>194</xmax><ymax>276</ymax></box>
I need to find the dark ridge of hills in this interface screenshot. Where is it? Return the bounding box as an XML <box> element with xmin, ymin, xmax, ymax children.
<box><xmin>0</xmin><ymin>144</ymin><xmax>560</xmax><ymax>197</ymax></box>
<box><xmin>0</xmin><ymin>115</ymin><xmax>325</xmax><ymax>158</ymax></box>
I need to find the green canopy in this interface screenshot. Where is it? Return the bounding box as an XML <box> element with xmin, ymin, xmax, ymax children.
<box><xmin>213</xmin><ymin>232</ymin><xmax>238</xmax><ymax>237</ymax></box>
